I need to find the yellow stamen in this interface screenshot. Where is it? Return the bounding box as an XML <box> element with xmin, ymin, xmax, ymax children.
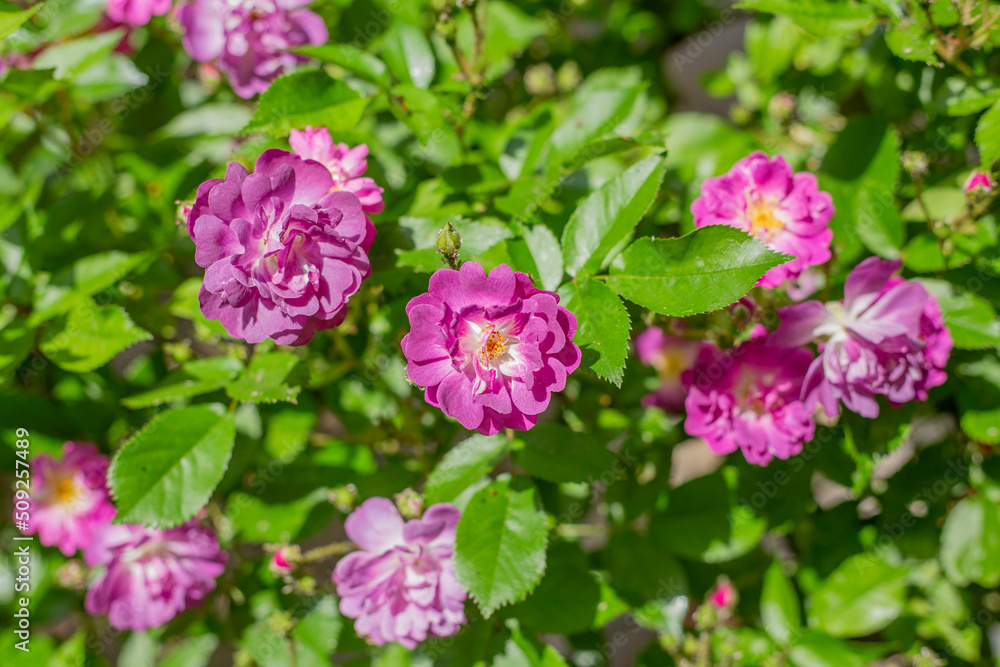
<box><xmin>55</xmin><ymin>477</ymin><xmax>79</xmax><ymax>505</ymax></box>
<box><xmin>746</xmin><ymin>200</ymin><xmax>784</xmax><ymax>240</ymax></box>
<box><xmin>478</xmin><ymin>326</ymin><xmax>507</xmax><ymax>365</ymax></box>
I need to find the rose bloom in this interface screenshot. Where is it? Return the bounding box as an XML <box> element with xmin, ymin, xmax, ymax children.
<box><xmin>692</xmin><ymin>151</ymin><xmax>834</xmax><ymax>288</ymax></box>
<box><xmin>84</xmin><ymin>521</ymin><xmax>227</xmax><ymax>630</ymax></box>
<box><xmin>965</xmin><ymin>171</ymin><xmax>994</xmax><ymax>193</ymax></box>
<box><xmin>21</xmin><ymin>442</ymin><xmax>116</xmax><ymax>557</ymax></box>
<box><xmin>289</xmin><ymin>127</ymin><xmax>385</xmax><ymax>215</ymax></box>
<box><xmin>772</xmin><ymin>257</ymin><xmax>952</xmax><ymax>418</ymax></box>
<box><xmin>178</xmin><ymin>0</ymin><xmax>328</xmax><ymax>99</ymax></box>
<box><xmin>333</xmin><ymin>498</ymin><xmax>467</xmax><ymax>648</ymax></box>
<box><xmin>187</xmin><ymin>149</ymin><xmax>374</xmax><ymax>345</ymax></box>
<box><xmin>685</xmin><ymin>331</ymin><xmax>816</xmax><ymax>466</ymax></box>
<box><xmin>708</xmin><ymin>579</ymin><xmax>737</xmax><ymax>609</ymax></box>
<box><xmin>106</xmin><ymin>0</ymin><xmax>171</xmax><ymax>26</ymax></box>
<box><xmin>401</xmin><ymin>262</ymin><xmax>581</xmax><ymax>435</ymax></box>
<box><xmin>269</xmin><ymin>545</ymin><xmax>298</xmax><ymax>575</ymax></box>
<box><xmin>634</xmin><ymin>326</ymin><xmax>703</xmax><ymax>413</ymax></box>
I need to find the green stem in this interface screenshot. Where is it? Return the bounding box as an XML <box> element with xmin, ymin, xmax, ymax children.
<box><xmin>300</xmin><ymin>541</ymin><xmax>355</xmax><ymax>563</ymax></box>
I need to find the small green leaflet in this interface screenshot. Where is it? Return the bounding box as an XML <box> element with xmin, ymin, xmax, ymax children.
<box><xmin>227</xmin><ymin>352</ymin><xmax>302</xmax><ymax>404</ymax></box>
<box><xmin>559</xmin><ymin>277</ymin><xmax>630</xmax><ymax>386</ymax></box>
<box><xmin>122</xmin><ymin>356</ymin><xmax>244</xmax><ymax>409</ymax></box>
<box><xmin>562</xmin><ymin>153</ymin><xmax>668</xmax><ymax>278</ymax></box>
<box><xmin>604</xmin><ymin>226</ymin><xmax>788</xmax><ymax>317</ymax></box>
<box><xmin>241</xmin><ymin>71</ymin><xmax>369</xmax><ymax>137</ymax></box>
<box><xmin>39</xmin><ymin>300</ymin><xmax>151</xmax><ymax>373</ymax></box>
<box><xmin>424</xmin><ymin>434</ymin><xmax>509</xmax><ymax>505</ymax></box>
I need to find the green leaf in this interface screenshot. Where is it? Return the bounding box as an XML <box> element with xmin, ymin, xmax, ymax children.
<box><xmin>122</xmin><ymin>357</ymin><xmax>244</xmax><ymax>409</ymax></box>
<box><xmin>227</xmin><ymin>352</ymin><xmax>302</xmax><ymax>404</ymax></box>
<box><xmin>901</xmin><ymin>186</ymin><xmax>966</xmax><ymax>222</ymax></box>
<box><xmin>940</xmin><ymin>494</ymin><xmax>1000</xmax><ymax>587</ymax></box>
<box><xmin>381</xmin><ymin>22</ymin><xmax>436</xmax><ymax>89</ymax></box>
<box><xmin>39</xmin><ymin>301</ymin><xmax>151</xmax><ymax>373</ymax></box>
<box><xmin>505</xmin><ymin>541</ymin><xmax>606</xmax><ymax>635</ymax></box>
<box><xmin>159</xmin><ymin>103</ymin><xmax>253</xmax><ymax>139</ymax></box>
<box><xmin>71</xmin><ymin>54</ymin><xmax>148</xmax><ymax>103</ymax></box>
<box><xmin>562</xmin><ymin>154</ymin><xmax>667</xmax><ymax>278</ymax></box>
<box><xmin>109</xmin><ymin>406</ymin><xmax>236</xmax><ymax>527</ymax></box>
<box><xmin>761</xmin><ymin>561</ymin><xmax>801</xmax><ymax>645</ymax></box>
<box><xmin>117</xmin><ymin>632</ymin><xmax>158</xmax><ymax>667</ymax></box>
<box><xmin>788</xmin><ymin>631</ymin><xmax>887</xmax><ymax>667</ymax></box>
<box><xmin>0</xmin><ymin>1</ymin><xmax>42</xmax><ymax>40</ymax></box>
<box><xmin>745</xmin><ymin>16</ymin><xmax>801</xmax><ymax>85</ymax></box>
<box><xmin>227</xmin><ymin>487</ymin><xmax>332</xmax><ymax>543</ymax></box>
<box><xmin>455</xmin><ymin>1</ymin><xmax>546</xmax><ymax>83</ymax></box>
<box><xmin>605</xmin><ymin>227</ymin><xmax>788</xmax><ymax>317</ymax></box>
<box><xmin>807</xmin><ymin>552</ymin><xmax>907</xmax><ymax>637</ymax></box>
<box><xmin>158</xmin><ymin>635</ymin><xmax>218</xmax><ymax>667</ymax></box>
<box><xmin>939</xmin><ymin>77</ymin><xmax>1000</xmax><ymax>116</ymax></box>
<box><xmin>241</xmin><ymin>71</ymin><xmax>369</xmax><ymax>137</ymax></box>
<box><xmin>546</xmin><ymin>68</ymin><xmax>645</xmax><ymax>166</ymax></box>
<box><xmin>853</xmin><ymin>130</ymin><xmax>903</xmax><ymax>258</ymax></box>
<box><xmin>558</xmin><ymin>277</ymin><xmax>630</xmax><ymax>386</ymax></box>
<box><xmin>455</xmin><ymin>478</ymin><xmax>549</xmax><ymax>617</ymax></box>
<box><xmin>515</xmin><ymin>424</ymin><xmax>617</xmax><ymax>483</ymax></box>
<box><xmin>961</xmin><ymin>408</ymin><xmax>1000</xmax><ymax>444</ymax></box>
<box><xmin>736</xmin><ymin>0</ymin><xmax>876</xmax><ymax>37</ymax></box>
<box><xmin>31</xmin><ymin>250</ymin><xmax>149</xmax><ymax>325</ymax></box>
<box><xmin>497</xmin><ymin>69</ymin><xmax>645</xmax><ymax>220</ymax></box>
<box><xmin>885</xmin><ymin>20</ymin><xmax>937</xmax><ymax>64</ymax></box>
<box><xmin>522</xmin><ymin>224</ymin><xmax>564</xmax><ymax>291</ymax></box>
<box><xmin>921</xmin><ymin>279</ymin><xmax>1000</xmax><ymax>350</ymax></box>
<box><xmin>387</xmin><ymin>84</ymin><xmax>462</xmax><ymax>165</ymax></box>
<box><xmin>296</xmin><ymin>44</ymin><xmax>389</xmax><ymax>85</ymax></box>
<box><xmin>293</xmin><ymin>596</ymin><xmax>341</xmax><ymax>667</ymax></box>
<box><xmin>264</xmin><ymin>408</ymin><xmax>318</xmax><ymax>462</ymax></box>
<box><xmin>0</xmin><ymin>317</ymin><xmax>35</xmax><ymax>382</ymax></box>
<box><xmin>976</xmin><ymin>99</ymin><xmax>1000</xmax><ymax>169</ymax></box>
<box><xmin>32</xmin><ymin>30</ymin><xmax>124</xmax><ymax>79</ymax></box>
<box><xmin>424</xmin><ymin>434</ymin><xmax>509</xmax><ymax>505</ymax></box>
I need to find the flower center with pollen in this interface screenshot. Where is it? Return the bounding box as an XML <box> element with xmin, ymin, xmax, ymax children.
<box><xmin>746</xmin><ymin>200</ymin><xmax>784</xmax><ymax>240</ymax></box>
<box><xmin>56</xmin><ymin>478</ymin><xmax>78</xmax><ymax>504</ymax></box>
<box><xmin>478</xmin><ymin>325</ymin><xmax>507</xmax><ymax>366</ymax></box>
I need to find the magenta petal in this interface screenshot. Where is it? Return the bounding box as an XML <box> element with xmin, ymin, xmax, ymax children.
<box><xmin>345</xmin><ymin>498</ymin><xmax>405</xmax><ymax>552</ymax></box>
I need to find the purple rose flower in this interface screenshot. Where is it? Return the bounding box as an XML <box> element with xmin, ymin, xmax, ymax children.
<box><xmin>21</xmin><ymin>442</ymin><xmax>116</xmax><ymax>557</ymax></box>
<box><xmin>685</xmin><ymin>331</ymin><xmax>816</xmax><ymax>466</ymax></box>
<box><xmin>187</xmin><ymin>149</ymin><xmax>374</xmax><ymax>345</ymax></box>
<box><xmin>177</xmin><ymin>0</ymin><xmax>328</xmax><ymax>99</ymax></box>
<box><xmin>772</xmin><ymin>257</ymin><xmax>952</xmax><ymax>418</ymax></box>
<box><xmin>106</xmin><ymin>0</ymin><xmax>171</xmax><ymax>26</ymax></box>
<box><xmin>634</xmin><ymin>327</ymin><xmax>704</xmax><ymax>413</ymax></box>
<box><xmin>401</xmin><ymin>262</ymin><xmax>582</xmax><ymax>435</ymax></box>
<box><xmin>333</xmin><ymin>498</ymin><xmax>467</xmax><ymax>648</ymax></box>
<box><xmin>692</xmin><ymin>151</ymin><xmax>834</xmax><ymax>288</ymax></box>
<box><xmin>289</xmin><ymin>126</ymin><xmax>385</xmax><ymax>215</ymax></box>
<box><xmin>84</xmin><ymin>521</ymin><xmax>227</xmax><ymax>630</ymax></box>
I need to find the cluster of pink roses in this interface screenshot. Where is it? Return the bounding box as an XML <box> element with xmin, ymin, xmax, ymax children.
<box><xmin>640</xmin><ymin>153</ymin><xmax>953</xmax><ymax>466</ymax></box>
<box><xmin>21</xmin><ymin>442</ymin><xmax>226</xmax><ymax>630</ymax></box>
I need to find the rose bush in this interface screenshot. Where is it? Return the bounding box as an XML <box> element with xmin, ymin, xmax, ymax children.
<box><xmin>3</xmin><ymin>0</ymin><xmax>1000</xmax><ymax>665</ymax></box>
